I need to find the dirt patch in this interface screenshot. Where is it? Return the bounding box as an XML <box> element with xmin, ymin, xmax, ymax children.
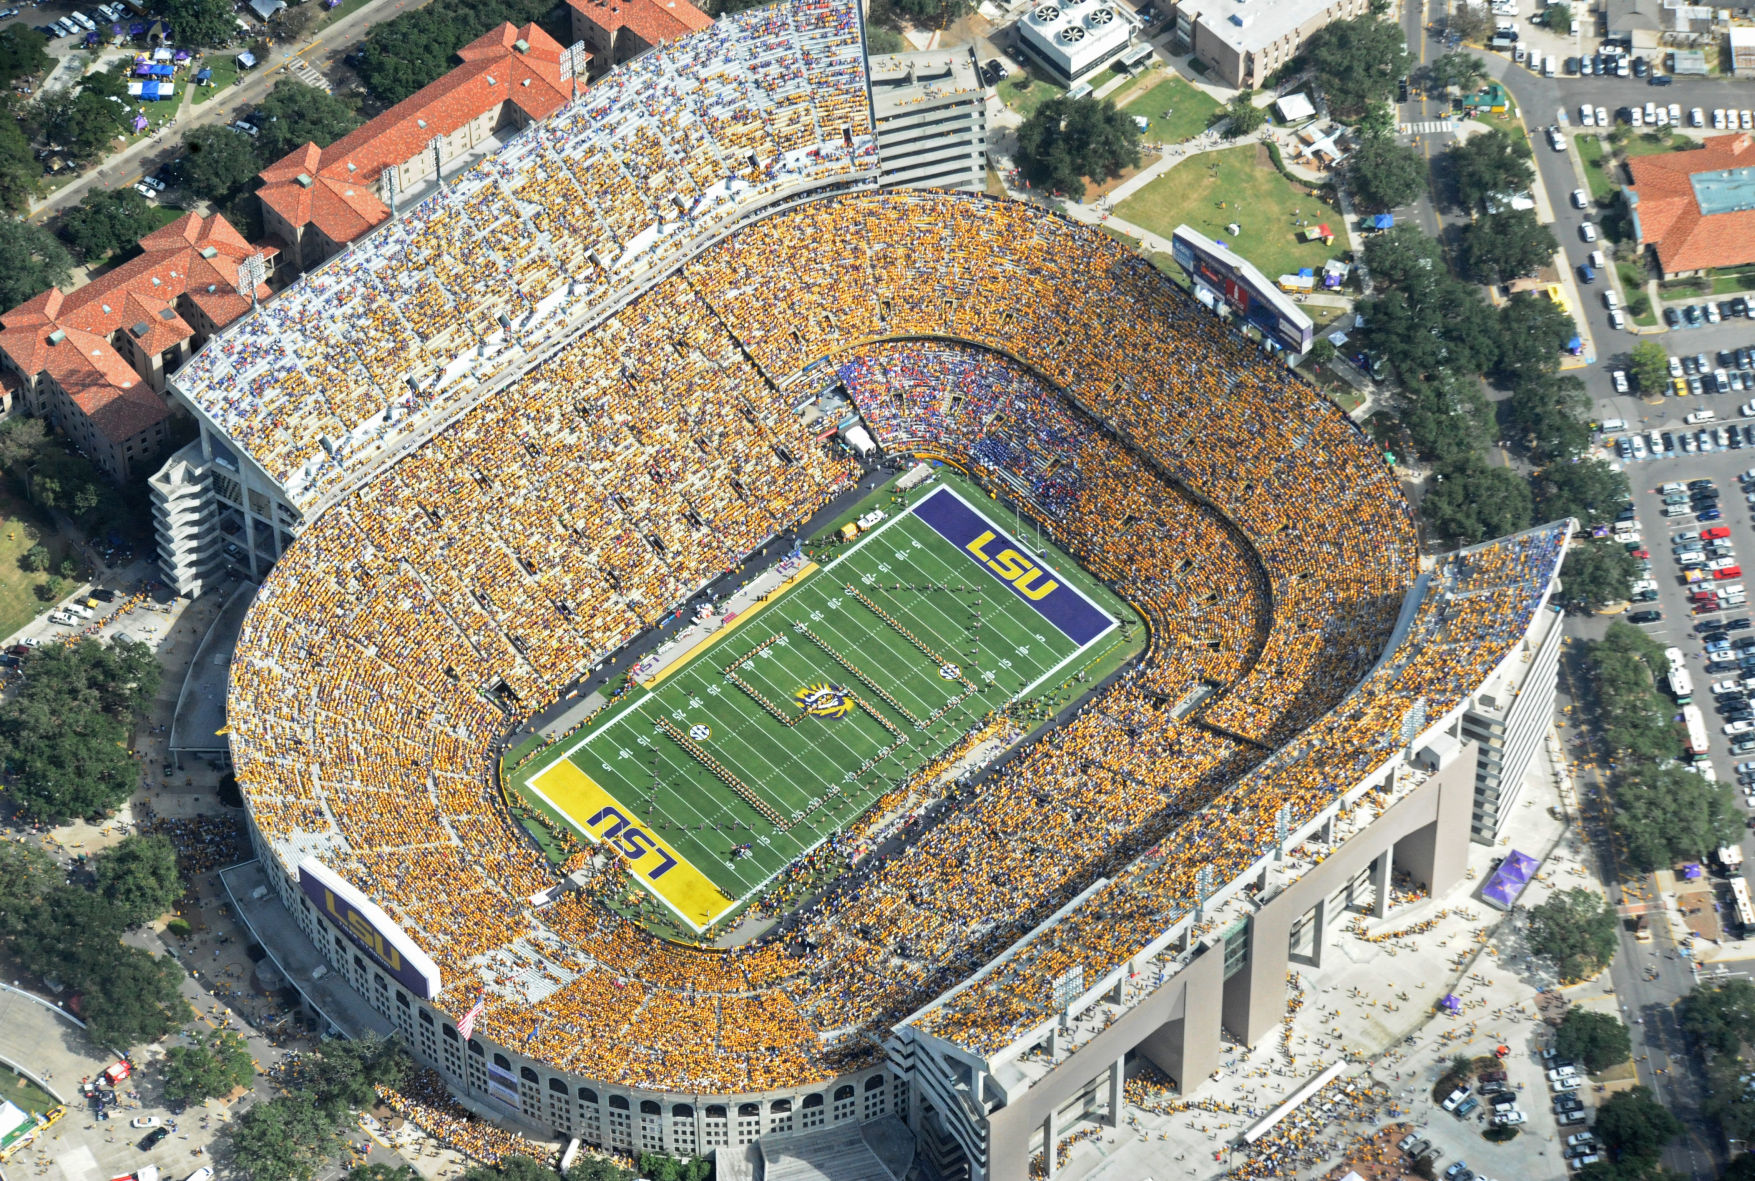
<box><xmin>1084</xmin><ymin>158</ymin><xmax>1153</xmax><ymax>200</ymax></box>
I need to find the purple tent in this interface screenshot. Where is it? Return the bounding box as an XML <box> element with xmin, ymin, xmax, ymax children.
<box><xmin>1441</xmin><ymin>994</ymin><xmax>1462</xmax><ymax>1014</ymax></box>
<box><xmin>1683</xmin><ymin>862</ymin><xmax>1703</xmax><ymax>880</ymax></box>
<box><xmin>173</xmin><ymin>48</ymin><xmax>191</xmax><ymax>61</ymax></box>
<box><xmin>1481</xmin><ymin>849</ymin><xmax>1540</xmax><ymax>910</ymax></box>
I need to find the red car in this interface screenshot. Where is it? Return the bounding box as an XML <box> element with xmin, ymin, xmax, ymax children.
<box><xmin>1697</xmin><ymin>603</ymin><xmax>1725</xmax><ymax>614</ymax></box>
<box><xmin>1719</xmin><ymin>566</ymin><xmax>1745</xmax><ymax>580</ymax></box>
<box><xmin>1705</xmin><ymin>525</ymin><xmax>1733</xmax><ymax>539</ymax></box>
<box><xmin>1632</xmin><ymin>547</ymin><xmax>1650</xmax><ymax>559</ymax></box>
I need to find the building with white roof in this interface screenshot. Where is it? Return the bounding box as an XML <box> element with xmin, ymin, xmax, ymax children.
<box><xmin>1169</xmin><ymin>0</ymin><xmax>1371</xmax><ymax>89</ymax></box>
<box><xmin>1015</xmin><ymin>0</ymin><xmax>1137</xmax><ymax>85</ymax></box>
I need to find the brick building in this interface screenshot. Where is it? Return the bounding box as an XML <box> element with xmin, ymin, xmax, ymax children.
<box><xmin>1627</xmin><ymin>133</ymin><xmax>1755</xmax><ymax>279</ymax></box>
<box><xmin>0</xmin><ymin>212</ymin><xmax>274</xmax><ymax>482</ymax></box>
<box><xmin>565</xmin><ymin>0</ymin><xmax>711</xmax><ymax>76</ymax></box>
<box><xmin>257</xmin><ymin>22</ymin><xmax>576</xmax><ymax>269</ymax></box>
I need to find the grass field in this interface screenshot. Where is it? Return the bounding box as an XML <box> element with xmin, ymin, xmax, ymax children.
<box><xmin>1122</xmin><ymin>74</ymin><xmax>1221</xmax><ymax>144</ymax></box>
<box><xmin>4</xmin><ymin>1071</ymin><xmax>59</xmax><ymax>1115</ymax></box>
<box><xmin>511</xmin><ymin>477</ymin><xmax>1139</xmax><ymax>931</ymax></box>
<box><xmin>191</xmin><ymin>59</ymin><xmax>238</xmax><ymax>104</ymax></box>
<box><xmin>1116</xmin><ymin>144</ymin><xmax>1344</xmax><ymax>280</ymax></box>
<box><xmin>0</xmin><ymin>491</ymin><xmax>72</xmax><ymax>639</ymax></box>
<box><xmin>1577</xmin><ymin>135</ymin><xmax>1618</xmax><ymax>204</ymax></box>
<box><xmin>998</xmin><ymin>72</ymin><xmax>1064</xmax><ymax>119</ymax></box>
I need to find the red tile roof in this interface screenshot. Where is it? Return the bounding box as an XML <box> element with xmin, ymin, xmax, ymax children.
<box><xmin>257</xmin><ymin>22</ymin><xmax>575</xmax><ymax>246</ymax></box>
<box><xmin>0</xmin><ymin>211</ymin><xmax>273</xmax><ymax>449</ymax></box>
<box><xmin>567</xmin><ymin>0</ymin><xmax>710</xmax><ymax>46</ymax></box>
<box><xmin>1628</xmin><ymin>133</ymin><xmax>1755</xmax><ymax>275</ymax></box>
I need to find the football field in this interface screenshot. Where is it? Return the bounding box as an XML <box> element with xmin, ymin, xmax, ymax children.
<box><xmin>516</xmin><ymin>481</ymin><xmax>1136</xmax><ymax>930</ymax></box>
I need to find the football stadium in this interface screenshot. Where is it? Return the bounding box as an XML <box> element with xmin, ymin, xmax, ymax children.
<box><xmin>174</xmin><ymin>0</ymin><xmax>1574</xmax><ymax>1177</ymax></box>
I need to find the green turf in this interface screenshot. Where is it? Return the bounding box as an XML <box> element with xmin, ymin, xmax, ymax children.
<box><xmin>1121</xmin><ymin>74</ymin><xmax>1222</xmax><ymax>144</ymax></box>
<box><xmin>512</xmin><ymin>474</ymin><xmax>1139</xmax><ymax>914</ymax></box>
<box><xmin>998</xmin><ymin>73</ymin><xmax>1065</xmax><ymax>119</ymax></box>
<box><xmin>1577</xmin><ymin>135</ymin><xmax>1618</xmax><ymax>205</ymax></box>
<box><xmin>1116</xmin><ymin>143</ymin><xmax>1344</xmax><ymax>281</ymax></box>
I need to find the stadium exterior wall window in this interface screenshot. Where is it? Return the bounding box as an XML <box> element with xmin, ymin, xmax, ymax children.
<box><xmin>521</xmin><ymin>1066</ymin><xmax>539</xmax><ymax>1083</ymax></box>
<box><xmin>579</xmin><ymin>1087</ymin><xmax>598</xmax><ymax>1104</ymax></box>
<box><xmin>468</xmin><ymin>1039</ymin><xmax>485</xmax><ymax>1056</ymax></box>
<box><xmin>640</xmin><ymin>1100</ymin><xmax>661</xmax><ymax>1115</ymax></box>
<box><xmin>609</xmin><ymin>1095</ymin><xmax>630</xmax><ymax>1111</ymax></box>
<box><xmin>672</xmin><ymin>1104</ymin><xmax>694</xmax><ymax>1118</ymax></box>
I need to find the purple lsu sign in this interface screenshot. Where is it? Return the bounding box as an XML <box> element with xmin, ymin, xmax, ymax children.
<box><xmin>298</xmin><ymin>857</ymin><xmax>443</xmax><ymax>1000</ymax></box>
<box><xmin>910</xmin><ymin>487</ymin><xmax>1113</xmax><ymax>646</ymax></box>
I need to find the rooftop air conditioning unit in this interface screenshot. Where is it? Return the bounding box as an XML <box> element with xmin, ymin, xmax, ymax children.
<box><xmin>1034</xmin><ymin>3</ymin><xmax>1062</xmax><ymax>21</ymax></box>
<box><xmin>1060</xmin><ymin>24</ymin><xmax>1086</xmax><ymax>42</ymax></box>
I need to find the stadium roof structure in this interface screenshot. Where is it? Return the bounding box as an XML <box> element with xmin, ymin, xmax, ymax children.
<box><xmin>1627</xmin><ymin>133</ymin><xmax>1755</xmax><ymax>275</ymax></box>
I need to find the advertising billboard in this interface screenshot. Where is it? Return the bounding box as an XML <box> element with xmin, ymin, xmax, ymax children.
<box><xmin>1170</xmin><ymin>225</ymin><xmax>1315</xmax><ymax>355</ymax></box>
<box><xmin>298</xmin><ymin>857</ymin><xmax>443</xmax><ymax>1000</ymax></box>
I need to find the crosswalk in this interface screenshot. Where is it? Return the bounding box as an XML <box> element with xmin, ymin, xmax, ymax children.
<box><xmin>1399</xmin><ymin>120</ymin><xmax>1456</xmax><ymax>135</ymax></box>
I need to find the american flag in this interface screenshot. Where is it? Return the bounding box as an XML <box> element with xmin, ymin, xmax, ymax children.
<box><xmin>457</xmin><ymin>989</ymin><xmax>487</xmax><ymax>1041</ymax></box>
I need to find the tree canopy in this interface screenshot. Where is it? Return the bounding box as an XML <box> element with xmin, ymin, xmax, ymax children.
<box><xmin>1447</xmin><ymin>127</ymin><xmax>1535</xmax><ymax>211</ymax></box>
<box><xmin>1507</xmin><ymin>374</ymin><xmax>1593</xmax><ymax>462</ymax></box>
<box><xmin>1556</xmin><ymin>539</ymin><xmax>1636</xmax><ymax>614</ymax></box>
<box><xmin>1589</xmin><ymin>623</ymin><xmax>1682</xmax><ymax>762</ymax></box>
<box><xmin>1613</xmin><ymin>763</ymin><xmax>1740</xmax><ymax>872</ymax></box>
<box><xmin>1224</xmin><ymin>90</ymin><xmax>1266</xmax><ymax>138</ymax></box>
<box><xmin>0</xmin><ymin>639</ymin><xmax>161</xmax><ymax>823</ymax></box>
<box><xmin>95</xmin><ymin>834</ymin><xmax>184</xmax><ymax>926</ymax></box>
<box><xmin>0</xmin><ymin>25</ymin><xmax>51</xmax><ymax>88</ymax></box>
<box><xmin>1420</xmin><ymin>453</ymin><xmax>1532</xmax><ymax>545</ymax></box>
<box><xmin>1345</xmin><ymin>131</ymin><xmax>1428</xmax><ymax>212</ymax></box>
<box><xmin>163</xmin><ymin>0</ymin><xmax>238</xmax><ymax>48</ymax></box>
<box><xmin>1014</xmin><ymin>96</ymin><xmax>1142</xmax><ymax>201</ymax></box>
<box><xmin>1531</xmin><ymin>457</ymin><xmax>1630</xmax><ymax>526</ymax></box>
<box><xmin>1628</xmin><ymin>341</ymin><xmax>1671</xmax><ymax>397</ymax></box>
<box><xmin>1449</xmin><ymin>1</ymin><xmax>1494</xmax><ymax>41</ymax></box>
<box><xmin>1398</xmin><ymin>371</ymin><xmax>1493</xmax><ymax>464</ymax></box>
<box><xmin>1528</xmin><ymin>887</ymin><xmax>1619</xmax><ymax>982</ymax></box>
<box><xmin>1680</xmin><ymin>977</ymin><xmax>1755</xmax><ymax>1057</ymax></box>
<box><xmin>81</xmin><ymin>948</ymin><xmax>193</xmax><ymax>1048</ymax></box>
<box><xmin>0</xmin><ymin>217</ymin><xmax>73</xmax><ymax>311</ymax></box>
<box><xmin>1462</xmin><ymin>208</ymin><xmax>1558</xmax><ymax>284</ymax></box>
<box><xmin>59</xmin><ymin>187</ymin><xmax>163</xmax><ymax>262</ymax></box>
<box><xmin>251</xmin><ymin>81</ymin><xmax>364</xmax><ymax>161</ymax></box>
<box><xmin>1360</xmin><ymin>227</ymin><xmax>1500</xmax><ymax>381</ymax></box>
<box><xmin>227</xmin><ymin>1038</ymin><xmax>410</xmax><ymax>1181</ymax></box>
<box><xmin>1593</xmin><ymin>1086</ymin><xmax>1681</xmax><ymax>1164</ymax></box>
<box><xmin>1493</xmin><ymin>292</ymin><xmax>1575</xmax><ymax>386</ymax></box>
<box><xmin>163</xmin><ymin>1028</ymin><xmax>256</xmax><ymax>1106</ymax></box>
<box><xmin>1555</xmin><ymin>1009</ymin><xmax>1633</xmax><ymax>1073</ymax></box>
<box><xmin>180</xmin><ymin>124</ymin><xmax>265</xmax><ymax>203</ymax></box>
<box><xmin>1424</xmin><ymin>50</ymin><xmax>1486</xmax><ymax>93</ymax></box>
<box><xmin>354</xmin><ymin>0</ymin><xmax>556</xmax><ymax>105</ymax></box>
<box><xmin>1303</xmin><ymin>15</ymin><xmax>1411</xmax><ymax>118</ymax></box>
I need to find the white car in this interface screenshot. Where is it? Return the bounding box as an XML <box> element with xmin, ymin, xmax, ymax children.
<box><xmin>1728</xmin><ymin>719</ymin><xmax>1755</xmax><ymax>736</ymax></box>
<box><xmin>1597</xmin><ymin>106</ymin><xmax>1609</xmax><ymax>127</ymax></box>
<box><xmin>1582</xmin><ymin>222</ymin><xmax>1599</xmax><ymax>242</ymax></box>
<box><xmin>1687</xmin><ymin>408</ymin><xmax>1718</xmax><ymax>424</ymax></box>
<box><xmin>1630</xmin><ymin>107</ymin><xmax>1644</xmax><ymax>128</ymax></box>
<box><xmin>1613</xmin><ymin>369</ymin><xmax>1630</xmax><ymax>393</ymax></box>
<box><xmin>1609</xmin><ymin>308</ymin><xmax>1626</xmax><ymax>330</ymax></box>
<box><xmin>1572</xmin><ymin>188</ymin><xmax>1589</xmax><ymax>208</ymax></box>
<box><xmin>1442</xmin><ymin>1086</ymin><xmax>1470</xmax><ymax>1111</ymax></box>
<box><xmin>1549</xmin><ymin>127</ymin><xmax>1567</xmax><ymax>152</ymax></box>
<box><xmin>1580</xmin><ymin>105</ymin><xmax>1596</xmax><ymax>127</ymax></box>
<box><xmin>135</xmin><ymin>182</ymin><xmax>156</xmax><ymax>199</ymax></box>
<box><xmin>1672</xmin><ymin>355</ymin><xmax>1686</xmax><ymax>377</ymax></box>
<box><xmin>1692</xmin><ymin>107</ymin><xmax>1706</xmax><ymax>127</ymax></box>
<box><xmin>1547</xmin><ymin>1066</ymin><xmax>1579</xmax><ymax>1081</ymax></box>
<box><xmin>1670</xmin><ymin>103</ymin><xmax>1683</xmax><ymax>125</ymax></box>
<box><xmin>1710</xmin><ymin>556</ymin><xmax>1740</xmax><ymax>571</ymax></box>
<box><xmin>130</xmin><ymin>1117</ymin><xmax>160</xmax><ymax>1129</ymax></box>
<box><xmin>1744</xmin><ymin>110</ymin><xmax>1753</xmax><ymax>130</ymax></box>
<box><xmin>1714</xmin><ymin>678</ymin><xmax>1743</xmax><ymax>695</ymax></box>
<box><xmin>1494</xmin><ymin>1109</ymin><xmax>1527</xmax><ymax>1126</ymax></box>
<box><xmin>1742</xmin><ymin>400</ymin><xmax>1755</xmax><ymax>417</ymax></box>
<box><xmin>1552</xmin><ymin>1075</ymin><xmax>1583</xmax><ymax>1092</ymax></box>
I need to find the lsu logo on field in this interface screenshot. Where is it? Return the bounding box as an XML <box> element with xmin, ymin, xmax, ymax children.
<box><xmin>966</xmin><ymin>531</ymin><xmax>1058</xmax><ymax>601</ymax></box>
<box><xmin>794</xmin><ymin>682</ymin><xmax>853</xmax><ymax>718</ymax></box>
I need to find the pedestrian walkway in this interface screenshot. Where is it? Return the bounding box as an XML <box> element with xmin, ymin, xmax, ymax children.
<box><xmin>0</xmin><ymin>984</ymin><xmax>117</xmax><ymax>1103</ymax></box>
<box><xmin>1399</xmin><ymin>119</ymin><xmax>1456</xmax><ymax>134</ymax></box>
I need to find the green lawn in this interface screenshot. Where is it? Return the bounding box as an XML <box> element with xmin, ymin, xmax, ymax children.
<box><xmin>1122</xmin><ymin>74</ymin><xmax>1222</xmax><ymax>144</ymax></box>
<box><xmin>1711</xmin><ymin>269</ymin><xmax>1755</xmax><ymax>295</ymax></box>
<box><xmin>510</xmin><ymin>470</ymin><xmax>1142</xmax><ymax>931</ymax></box>
<box><xmin>1482</xmin><ymin>106</ymin><xmax>1528</xmax><ymax>152</ymax></box>
<box><xmin>1577</xmin><ymin>135</ymin><xmax>1618</xmax><ymax>204</ymax></box>
<box><xmin>998</xmin><ymin>72</ymin><xmax>1064</xmax><ymax>119</ymax></box>
<box><xmin>1622</xmin><ymin>131</ymin><xmax>1695</xmax><ymax>158</ymax></box>
<box><xmin>0</xmin><ymin>491</ymin><xmax>73</xmax><ymax>640</ymax></box>
<box><xmin>191</xmin><ymin>57</ymin><xmax>238</xmax><ymax>104</ymax></box>
<box><xmin>1116</xmin><ymin>143</ymin><xmax>1345</xmax><ymax>280</ymax></box>
<box><xmin>4</xmin><ymin>1071</ymin><xmax>59</xmax><ymax>1115</ymax></box>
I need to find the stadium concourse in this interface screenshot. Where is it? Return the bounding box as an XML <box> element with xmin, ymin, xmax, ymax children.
<box><xmin>184</xmin><ymin>0</ymin><xmax>1577</xmax><ymax>1176</ymax></box>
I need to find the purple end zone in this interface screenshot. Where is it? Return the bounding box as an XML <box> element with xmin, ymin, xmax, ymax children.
<box><xmin>911</xmin><ymin>487</ymin><xmax>1113</xmax><ymax>646</ymax></box>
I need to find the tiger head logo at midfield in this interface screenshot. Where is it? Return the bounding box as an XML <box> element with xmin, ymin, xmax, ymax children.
<box><xmin>793</xmin><ymin>682</ymin><xmax>853</xmax><ymax>719</ymax></box>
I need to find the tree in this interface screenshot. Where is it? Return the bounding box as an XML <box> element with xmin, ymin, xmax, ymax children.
<box><xmin>1224</xmin><ymin>89</ymin><xmax>1267</xmax><ymax>138</ymax></box>
<box><xmin>80</xmin><ymin>946</ymin><xmax>192</xmax><ymax>1048</ymax></box>
<box><xmin>298</xmin><ymin>1035</ymin><xmax>409</xmax><ymax>1117</ymax></box>
<box><xmin>1723</xmin><ymin>1155</ymin><xmax>1755</xmax><ymax>1181</ymax></box>
<box><xmin>1541</xmin><ymin>1</ymin><xmax>1573</xmax><ymax>33</ymax></box>
<box><xmin>0</xmin><ymin>119</ymin><xmax>39</xmax><ymax>215</ymax></box>
<box><xmin>1424</xmin><ymin>50</ymin><xmax>1487</xmax><ymax>93</ymax></box>
<box><xmin>19</xmin><ymin>544</ymin><xmax>48</xmax><ymax>573</ymax></box>
<box><xmin>1494</xmin><ymin>292</ymin><xmax>1575</xmax><ymax>386</ymax></box>
<box><xmin>0</xmin><ymin>25</ymin><xmax>51</xmax><ymax>88</ymax></box>
<box><xmin>59</xmin><ymin>187</ymin><xmax>161</xmax><ymax>262</ymax></box>
<box><xmin>354</xmin><ymin>0</ymin><xmax>559</xmax><ymax>105</ymax></box>
<box><xmin>1449</xmin><ymin>1</ymin><xmax>1494</xmax><ymax>42</ymax></box>
<box><xmin>180</xmin><ymin>124</ymin><xmax>265</xmax><ymax>203</ymax></box>
<box><xmin>1447</xmin><ymin>127</ymin><xmax>1535</xmax><ymax>211</ymax></box>
<box><xmin>0</xmin><ymin>219</ymin><xmax>72</xmax><ymax>311</ymax></box>
<box><xmin>890</xmin><ymin>0</ymin><xmax>970</xmax><ymax>26</ymax></box>
<box><xmin>635</xmin><ymin>1154</ymin><xmax>711</xmax><ymax>1181</ymax></box>
<box><xmin>1507</xmin><ymin>374</ymin><xmax>1593</xmax><ymax>462</ymax></box>
<box><xmin>1593</xmin><ymin>1086</ymin><xmax>1681</xmax><ymax>1163</ymax></box>
<box><xmin>864</xmin><ymin>26</ymin><xmax>904</xmax><ymax>54</ymax></box>
<box><xmin>251</xmin><ymin>81</ymin><xmax>363</xmax><ymax>161</ymax></box>
<box><xmin>228</xmin><ymin>1095</ymin><xmax>345</xmax><ymax>1181</ymax></box>
<box><xmin>1360</xmin><ymin>226</ymin><xmax>1501</xmax><ymax>380</ymax></box>
<box><xmin>1462</xmin><ymin>208</ymin><xmax>1558</xmax><ymax>284</ymax></box>
<box><xmin>1556</xmin><ymin>539</ymin><xmax>1636</xmax><ymax>613</ymax></box>
<box><xmin>1532</xmin><ymin>457</ymin><xmax>1630</xmax><ymax>526</ymax></box>
<box><xmin>1528</xmin><ymin>887</ymin><xmax>1619</xmax><ymax>982</ymax></box>
<box><xmin>1590</xmin><ymin>624</ymin><xmax>1684</xmax><ymax>761</ymax></box>
<box><xmin>566</xmin><ymin>1158</ymin><xmax>635</xmax><ymax>1181</ymax></box>
<box><xmin>0</xmin><ymin>841</ymin><xmax>60</xmax><ymax>936</ymax></box>
<box><xmin>1555</xmin><ymin>1009</ymin><xmax>1633</xmax><ymax>1073</ymax></box>
<box><xmin>1345</xmin><ymin>132</ymin><xmax>1428</xmax><ymax>212</ymax></box>
<box><xmin>462</xmin><ymin>1158</ymin><xmax>568</xmax><ymax>1181</ymax></box>
<box><xmin>1399</xmin><ymin>370</ymin><xmax>1494</xmax><ymax>464</ymax></box>
<box><xmin>1304</xmin><ymin>15</ymin><xmax>1412</xmax><ymax>118</ymax></box>
<box><xmin>1680</xmin><ymin>978</ymin><xmax>1755</xmax><ymax>1057</ymax></box>
<box><xmin>163</xmin><ymin>0</ymin><xmax>238</xmax><ymax>48</ymax></box>
<box><xmin>1628</xmin><ymin>341</ymin><xmax>1671</xmax><ymax>396</ymax></box>
<box><xmin>163</xmin><ymin>1028</ymin><xmax>256</xmax><ymax>1106</ymax></box>
<box><xmin>33</xmin><ymin>87</ymin><xmax>129</xmax><ymax>160</ymax></box>
<box><xmin>348</xmin><ymin>1168</ymin><xmax>420</xmax><ymax>1181</ymax></box>
<box><xmin>1421</xmin><ymin>453</ymin><xmax>1533</xmax><ymax>544</ymax></box>
<box><xmin>94</xmin><ymin>834</ymin><xmax>183</xmax><ymax>926</ymax></box>
<box><xmin>1014</xmin><ymin>96</ymin><xmax>1142</xmax><ymax>201</ymax></box>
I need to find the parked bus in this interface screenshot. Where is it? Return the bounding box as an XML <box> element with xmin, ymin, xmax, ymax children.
<box><xmin>1667</xmin><ymin>645</ymin><xmax>1694</xmax><ymax>704</ymax></box>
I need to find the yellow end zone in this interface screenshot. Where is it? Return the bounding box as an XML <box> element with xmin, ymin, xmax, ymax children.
<box><xmin>638</xmin><ymin>562</ymin><xmax>819</xmax><ymax>688</ymax></box>
<box><xmin>527</xmin><ymin>761</ymin><xmax>737</xmax><ymax>929</ymax></box>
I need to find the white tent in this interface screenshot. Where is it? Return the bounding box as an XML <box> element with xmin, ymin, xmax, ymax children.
<box><xmin>1274</xmin><ymin>92</ymin><xmax>1316</xmax><ymax>123</ymax></box>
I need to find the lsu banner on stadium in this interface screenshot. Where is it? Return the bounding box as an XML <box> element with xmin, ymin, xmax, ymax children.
<box><xmin>298</xmin><ymin>856</ymin><xmax>443</xmax><ymax>999</ymax></box>
<box><xmin>911</xmin><ymin>487</ymin><xmax>1113</xmax><ymax>646</ymax></box>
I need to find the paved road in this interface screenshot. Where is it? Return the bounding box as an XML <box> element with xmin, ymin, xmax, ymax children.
<box><xmin>27</xmin><ymin>0</ymin><xmax>433</xmax><ymax>222</ymax></box>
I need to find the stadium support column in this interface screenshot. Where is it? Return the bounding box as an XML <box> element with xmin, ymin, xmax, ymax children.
<box><xmin>1371</xmin><ymin>850</ymin><xmax>1392</xmax><ymax>919</ymax></box>
<box><xmin>1041</xmin><ymin>1106</ymin><xmax>1059</xmax><ymax>1179</ymax></box>
<box><xmin>1391</xmin><ymin>746</ymin><xmax>1478</xmax><ymax>901</ymax></box>
<box><xmin>1105</xmin><ymin>1057</ymin><xmax>1123</xmax><ymax>1128</ymax></box>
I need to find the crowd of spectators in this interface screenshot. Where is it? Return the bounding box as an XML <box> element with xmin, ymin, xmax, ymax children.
<box><xmin>173</xmin><ymin>0</ymin><xmax>877</xmax><ymax>513</ymax></box>
<box><xmin>224</xmin><ymin>185</ymin><xmax>1568</xmax><ymax>1103</ymax></box>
